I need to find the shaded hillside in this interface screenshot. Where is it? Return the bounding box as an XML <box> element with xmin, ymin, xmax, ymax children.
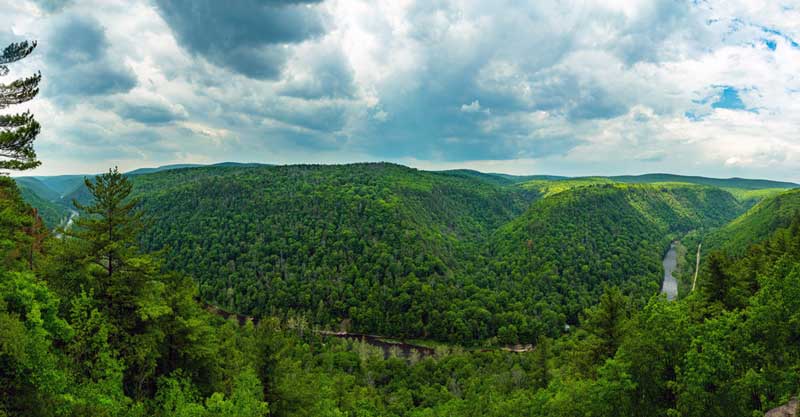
<box><xmin>13</xmin><ymin>177</ymin><xmax>71</xmax><ymax>228</ymax></box>
<box><xmin>30</xmin><ymin>174</ymin><xmax>86</xmax><ymax>196</ymax></box>
<box><xmin>14</xmin><ymin>177</ymin><xmax>61</xmax><ymax>201</ymax></box>
<box><xmin>17</xmin><ymin>186</ymin><xmax>67</xmax><ymax>228</ymax></box>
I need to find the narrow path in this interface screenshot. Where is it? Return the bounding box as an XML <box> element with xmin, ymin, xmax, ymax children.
<box><xmin>692</xmin><ymin>243</ymin><xmax>701</xmax><ymax>292</ymax></box>
<box><xmin>661</xmin><ymin>242</ymin><xmax>678</xmax><ymax>301</ymax></box>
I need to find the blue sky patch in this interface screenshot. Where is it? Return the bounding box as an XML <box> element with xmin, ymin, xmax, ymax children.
<box><xmin>712</xmin><ymin>86</ymin><xmax>746</xmax><ymax>110</ymax></box>
<box><xmin>684</xmin><ymin>111</ymin><xmax>703</xmax><ymax>121</ymax></box>
<box><xmin>761</xmin><ymin>27</ymin><xmax>799</xmax><ymax>48</ymax></box>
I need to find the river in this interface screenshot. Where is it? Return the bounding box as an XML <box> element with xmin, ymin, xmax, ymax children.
<box><xmin>661</xmin><ymin>242</ymin><xmax>678</xmax><ymax>301</ymax></box>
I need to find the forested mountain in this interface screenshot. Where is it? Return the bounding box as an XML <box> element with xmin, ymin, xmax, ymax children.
<box><xmin>1</xmin><ymin>172</ymin><xmax>273</xmax><ymax>416</ymax></box>
<box><xmin>18</xmin><ymin>163</ymin><xmax>786</xmax><ymax>345</ymax></box>
<box><xmin>13</xmin><ymin>163</ymin><xmax>273</xmax><ymax>228</ymax></box>
<box><xmin>609</xmin><ymin>173</ymin><xmax>798</xmax><ymax>190</ymax></box>
<box><xmin>488</xmin><ymin>183</ymin><xmax>742</xmax><ymax>326</ymax></box>
<box><xmin>130</xmin><ymin>163</ymin><xmax>539</xmax><ymax>343</ymax></box>
<box><xmin>20</xmin><ymin>163</ymin><xmax>749</xmax><ymax>345</ymax></box>
<box><xmin>14</xmin><ymin>177</ymin><xmax>61</xmax><ymax>201</ymax></box>
<box><xmin>5</xmin><ymin>168</ymin><xmax>800</xmax><ymax>416</ymax></box>
<box><xmin>17</xmin><ymin>163</ymin><xmax>799</xmax><ymax>347</ymax></box>
<box><xmin>705</xmin><ymin>188</ymin><xmax>800</xmax><ymax>254</ymax></box>
<box><xmin>436</xmin><ymin>169</ymin><xmax>566</xmax><ymax>186</ymax></box>
<box><xmin>12</xmin><ymin>177</ymin><xmax>76</xmax><ymax>228</ymax></box>
<box><xmin>29</xmin><ymin>174</ymin><xmax>86</xmax><ymax>196</ymax></box>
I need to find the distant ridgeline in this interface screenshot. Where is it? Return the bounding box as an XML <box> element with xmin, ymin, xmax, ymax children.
<box><xmin>16</xmin><ymin>163</ymin><xmax>798</xmax><ymax>344</ymax></box>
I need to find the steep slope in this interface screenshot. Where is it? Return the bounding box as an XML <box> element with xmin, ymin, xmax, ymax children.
<box><xmin>13</xmin><ymin>177</ymin><xmax>61</xmax><ymax>201</ymax></box>
<box><xmin>131</xmin><ymin>163</ymin><xmax>538</xmax><ymax>341</ymax></box>
<box><xmin>705</xmin><ymin>188</ymin><xmax>800</xmax><ymax>254</ymax></box>
<box><xmin>30</xmin><ymin>174</ymin><xmax>87</xmax><ymax>196</ymax></box>
<box><xmin>14</xmin><ymin>177</ymin><xmax>71</xmax><ymax>228</ymax></box>
<box><xmin>17</xmin><ymin>186</ymin><xmax>68</xmax><ymax>228</ymax></box>
<box><xmin>487</xmin><ymin>183</ymin><xmax>743</xmax><ymax>324</ymax></box>
<box><xmin>15</xmin><ymin>163</ymin><xmax>754</xmax><ymax>344</ymax></box>
<box><xmin>0</xmin><ymin>177</ymin><xmax>45</xmax><ymax>268</ymax></box>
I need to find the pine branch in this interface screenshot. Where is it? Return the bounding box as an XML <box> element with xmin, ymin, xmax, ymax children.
<box><xmin>0</xmin><ymin>41</ymin><xmax>37</xmax><ymax>65</ymax></box>
<box><xmin>0</xmin><ymin>40</ymin><xmax>41</xmax><ymax>172</ymax></box>
<box><xmin>0</xmin><ymin>111</ymin><xmax>34</xmax><ymax>128</ymax></box>
<box><xmin>0</xmin><ymin>72</ymin><xmax>41</xmax><ymax>110</ymax></box>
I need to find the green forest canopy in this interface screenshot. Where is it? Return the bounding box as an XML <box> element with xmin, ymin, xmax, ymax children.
<box><xmin>4</xmin><ymin>165</ymin><xmax>800</xmax><ymax>416</ymax></box>
<box><xmin>19</xmin><ymin>162</ymin><xmax>795</xmax><ymax>345</ymax></box>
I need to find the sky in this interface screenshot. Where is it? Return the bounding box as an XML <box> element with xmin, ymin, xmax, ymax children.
<box><xmin>2</xmin><ymin>0</ymin><xmax>800</xmax><ymax>180</ymax></box>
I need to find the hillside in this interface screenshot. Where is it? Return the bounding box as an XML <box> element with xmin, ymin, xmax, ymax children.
<box><xmin>6</xmin><ymin>166</ymin><xmax>800</xmax><ymax>416</ymax></box>
<box><xmin>609</xmin><ymin>173</ymin><xmax>798</xmax><ymax>190</ymax></box>
<box><xmin>13</xmin><ymin>177</ymin><xmax>61</xmax><ymax>201</ymax></box>
<box><xmin>13</xmin><ymin>177</ymin><xmax>71</xmax><ymax>228</ymax></box>
<box><xmin>0</xmin><ymin>177</ymin><xmax>44</xmax><ymax>265</ymax></box>
<box><xmin>14</xmin><ymin>163</ymin><xmax>761</xmax><ymax>343</ymax></box>
<box><xmin>131</xmin><ymin>163</ymin><xmax>539</xmax><ymax>342</ymax></box>
<box><xmin>704</xmin><ymin>188</ymin><xmax>800</xmax><ymax>254</ymax></box>
<box><xmin>17</xmin><ymin>185</ymin><xmax>67</xmax><ymax>228</ymax></box>
<box><xmin>487</xmin><ymin>183</ymin><xmax>743</xmax><ymax>325</ymax></box>
<box><xmin>121</xmin><ymin>164</ymin><xmax>744</xmax><ymax>343</ymax></box>
<box><xmin>29</xmin><ymin>174</ymin><xmax>87</xmax><ymax>196</ymax></box>
<box><xmin>437</xmin><ymin>170</ymin><xmax>566</xmax><ymax>186</ymax></box>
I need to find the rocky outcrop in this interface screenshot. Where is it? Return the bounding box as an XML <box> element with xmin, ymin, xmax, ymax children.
<box><xmin>766</xmin><ymin>399</ymin><xmax>798</xmax><ymax>417</ymax></box>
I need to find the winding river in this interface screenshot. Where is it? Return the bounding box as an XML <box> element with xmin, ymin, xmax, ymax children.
<box><xmin>661</xmin><ymin>242</ymin><xmax>678</xmax><ymax>301</ymax></box>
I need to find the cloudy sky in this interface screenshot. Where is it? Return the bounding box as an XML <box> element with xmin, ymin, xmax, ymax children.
<box><xmin>2</xmin><ymin>0</ymin><xmax>800</xmax><ymax>180</ymax></box>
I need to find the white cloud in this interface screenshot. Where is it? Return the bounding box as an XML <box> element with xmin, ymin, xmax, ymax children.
<box><xmin>460</xmin><ymin>100</ymin><xmax>482</xmax><ymax>113</ymax></box>
<box><xmin>2</xmin><ymin>0</ymin><xmax>800</xmax><ymax>182</ymax></box>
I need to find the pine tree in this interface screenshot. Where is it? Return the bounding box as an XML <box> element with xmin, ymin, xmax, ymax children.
<box><xmin>702</xmin><ymin>251</ymin><xmax>730</xmax><ymax>307</ymax></box>
<box><xmin>70</xmin><ymin>167</ymin><xmax>143</xmax><ymax>279</ymax></box>
<box><xmin>0</xmin><ymin>41</ymin><xmax>41</xmax><ymax>171</ymax></box>
<box><xmin>585</xmin><ymin>286</ymin><xmax>630</xmax><ymax>359</ymax></box>
<box><xmin>531</xmin><ymin>335</ymin><xmax>551</xmax><ymax>389</ymax></box>
<box><xmin>68</xmin><ymin>167</ymin><xmax>171</xmax><ymax>398</ymax></box>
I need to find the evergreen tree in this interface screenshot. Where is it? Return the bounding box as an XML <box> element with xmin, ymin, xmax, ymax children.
<box><xmin>584</xmin><ymin>286</ymin><xmax>631</xmax><ymax>360</ymax></box>
<box><xmin>0</xmin><ymin>41</ymin><xmax>41</xmax><ymax>171</ymax></box>
<box><xmin>68</xmin><ymin>167</ymin><xmax>171</xmax><ymax>398</ymax></box>
<box><xmin>702</xmin><ymin>251</ymin><xmax>731</xmax><ymax>308</ymax></box>
<box><xmin>70</xmin><ymin>167</ymin><xmax>143</xmax><ymax>279</ymax></box>
<box><xmin>531</xmin><ymin>335</ymin><xmax>550</xmax><ymax>389</ymax></box>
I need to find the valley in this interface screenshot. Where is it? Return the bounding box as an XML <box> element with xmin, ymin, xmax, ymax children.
<box><xmin>6</xmin><ymin>163</ymin><xmax>800</xmax><ymax>416</ymax></box>
<box><xmin>14</xmin><ymin>163</ymin><xmax>796</xmax><ymax>345</ymax></box>
<box><xmin>4</xmin><ymin>4</ymin><xmax>800</xmax><ymax>414</ymax></box>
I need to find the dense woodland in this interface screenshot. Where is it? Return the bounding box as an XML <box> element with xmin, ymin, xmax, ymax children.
<box><xmin>5</xmin><ymin>164</ymin><xmax>800</xmax><ymax>416</ymax></box>
<box><xmin>123</xmin><ymin>165</ymin><xmax>747</xmax><ymax>344</ymax></box>
<box><xmin>17</xmin><ymin>164</ymin><xmax>794</xmax><ymax>348</ymax></box>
